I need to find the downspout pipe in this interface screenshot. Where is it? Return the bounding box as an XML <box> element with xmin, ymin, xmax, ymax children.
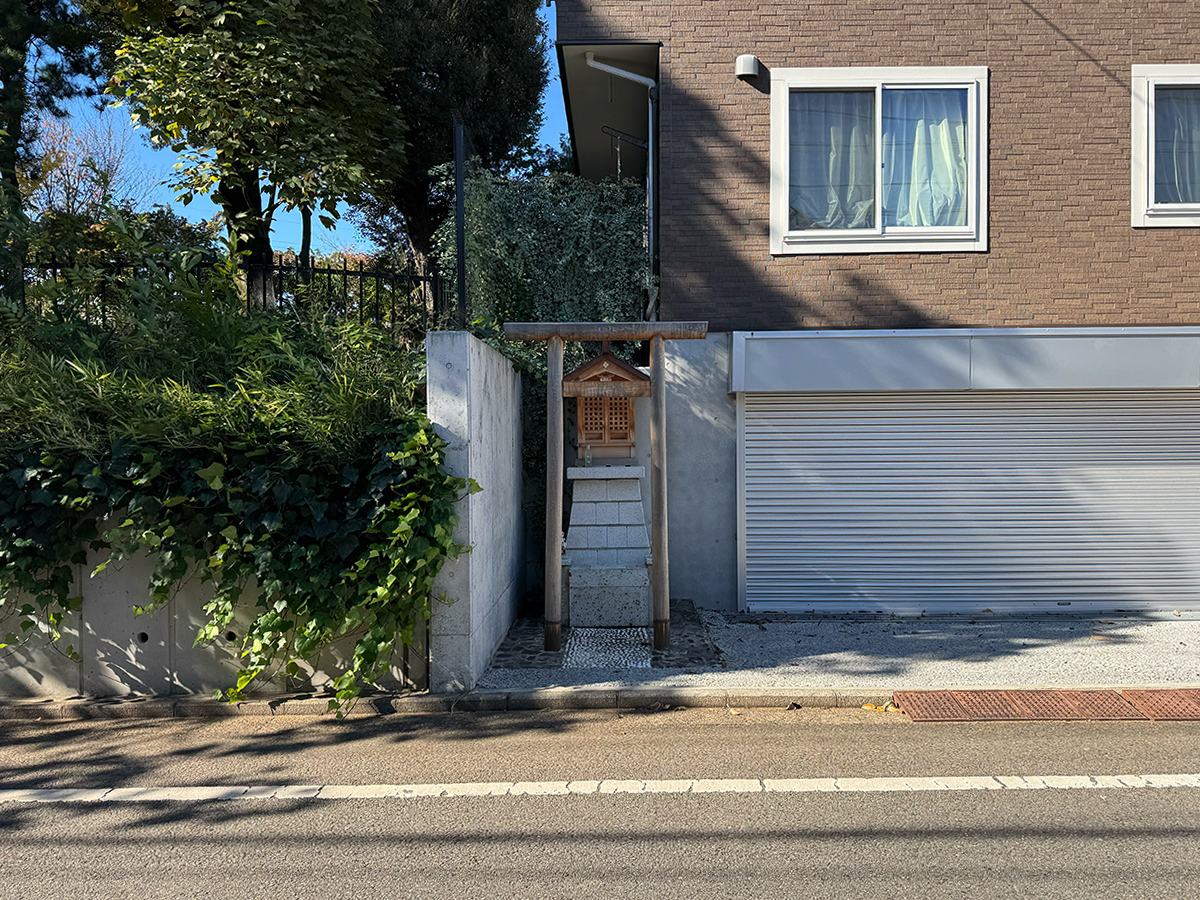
<box><xmin>585</xmin><ymin>52</ymin><xmax>659</xmax><ymax>320</ymax></box>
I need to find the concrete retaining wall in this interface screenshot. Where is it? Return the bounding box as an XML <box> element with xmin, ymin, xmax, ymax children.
<box><xmin>665</xmin><ymin>333</ymin><xmax>738</xmax><ymax>612</ymax></box>
<box><xmin>427</xmin><ymin>332</ymin><xmax>524</xmax><ymax>692</ymax></box>
<box><xmin>0</xmin><ymin>553</ymin><xmax>427</xmax><ymax>698</ymax></box>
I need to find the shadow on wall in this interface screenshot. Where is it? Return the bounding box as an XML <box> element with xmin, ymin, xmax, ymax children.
<box><xmin>0</xmin><ymin>559</ymin><xmax>426</xmax><ymax>700</ymax></box>
<box><xmin>565</xmin><ymin>2</ymin><xmax>1152</xmax><ymax>332</ymax></box>
<box><xmin>656</xmin><ymin>56</ymin><xmax>955</xmax><ymax>332</ymax></box>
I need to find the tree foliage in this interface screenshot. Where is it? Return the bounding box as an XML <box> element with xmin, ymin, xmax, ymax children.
<box><xmin>354</xmin><ymin>0</ymin><xmax>548</xmax><ymax>256</ymax></box>
<box><xmin>19</xmin><ymin>114</ymin><xmax>154</xmax><ymax>219</ymax></box>
<box><xmin>12</xmin><ymin>113</ymin><xmax>219</xmax><ymax>261</ymax></box>
<box><xmin>0</xmin><ymin>0</ymin><xmax>103</xmax><ymax>200</ymax></box>
<box><xmin>0</xmin><ymin>0</ymin><xmax>104</xmax><ymax>297</ymax></box>
<box><xmin>110</xmin><ymin>0</ymin><xmax>403</xmax><ymax>285</ymax></box>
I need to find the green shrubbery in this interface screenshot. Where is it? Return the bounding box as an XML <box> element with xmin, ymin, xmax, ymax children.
<box><xmin>0</xmin><ymin>213</ymin><xmax>471</xmax><ymax>710</ymax></box>
<box><xmin>435</xmin><ymin>167</ymin><xmax>652</xmax><ymax>343</ymax></box>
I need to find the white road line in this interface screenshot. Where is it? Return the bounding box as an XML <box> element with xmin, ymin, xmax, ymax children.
<box><xmin>2</xmin><ymin>774</ymin><xmax>1200</xmax><ymax>804</ymax></box>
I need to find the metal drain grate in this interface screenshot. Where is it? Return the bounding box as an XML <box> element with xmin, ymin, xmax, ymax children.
<box><xmin>951</xmin><ymin>691</ymin><xmax>1029</xmax><ymax>720</ymax></box>
<box><xmin>894</xmin><ymin>689</ymin><xmax>1156</xmax><ymax>722</ymax></box>
<box><xmin>1057</xmin><ymin>690</ymin><xmax>1146</xmax><ymax>721</ymax></box>
<box><xmin>893</xmin><ymin>691</ymin><xmax>968</xmax><ymax>722</ymax></box>
<box><xmin>1121</xmin><ymin>690</ymin><xmax>1200</xmax><ymax>721</ymax></box>
<box><xmin>1003</xmin><ymin>690</ymin><xmax>1084</xmax><ymax>720</ymax></box>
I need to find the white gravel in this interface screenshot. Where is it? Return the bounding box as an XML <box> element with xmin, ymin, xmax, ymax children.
<box><xmin>477</xmin><ymin>611</ymin><xmax>1200</xmax><ymax>691</ymax></box>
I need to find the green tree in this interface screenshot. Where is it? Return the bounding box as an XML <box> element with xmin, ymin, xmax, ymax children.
<box><xmin>111</xmin><ymin>0</ymin><xmax>403</xmax><ymax>305</ymax></box>
<box><xmin>0</xmin><ymin>0</ymin><xmax>102</xmax><ymax>199</ymax></box>
<box><xmin>0</xmin><ymin>0</ymin><xmax>103</xmax><ymax>296</ymax></box>
<box><xmin>354</xmin><ymin>0</ymin><xmax>548</xmax><ymax>259</ymax></box>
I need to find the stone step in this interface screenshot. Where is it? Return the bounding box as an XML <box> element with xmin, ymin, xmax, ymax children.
<box><xmin>568</xmin><ymin>566</ymin><xmax>651</xmax><ymax>628</ymax></box>
<box><xmin>564</xmin><ymin>524</ymin><xmax>650</xmax><ymax>552</ymax></box>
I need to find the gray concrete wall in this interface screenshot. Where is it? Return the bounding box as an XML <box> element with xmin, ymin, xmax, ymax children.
<box><xmin>427</xmin><ymin>332</ymin><xmax>524</xmax><ymax>692</ymax></box>
<box><xmin>665</xmin><ymin>334</ymin><xmax>738</xmax><ymax>612</ymax></box>
<box><xmin>0</xmin><ymin>558</ymin><xmax>425</xmax><ymax>698</ymax></box>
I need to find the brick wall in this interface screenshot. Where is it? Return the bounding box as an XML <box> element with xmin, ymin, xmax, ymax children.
<box><xmin>558</xmin><ymin>0</ymin><xmax>1200</xmax><ymax>332</ymax></box>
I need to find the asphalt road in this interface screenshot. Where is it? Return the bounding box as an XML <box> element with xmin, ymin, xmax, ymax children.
<box><xmin>2</xmin><ymin>709</ymin><xmax>1199</xmax><ymax>899</ymax></box>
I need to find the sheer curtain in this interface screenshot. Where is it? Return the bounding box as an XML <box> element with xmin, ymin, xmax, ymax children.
<box><xmin>789</xmin><ymin>91</ymin><xmax>875</xmax><ymax>230</ymax></box>
<box><xmin>1155</xmin><ymin>87</ymin><xmax>1200</xmax><ymax>204</ymax></box>
<box><xmin>882</xmin><ymin>88</ymin><xmax>969</xmax><ymax>228</ymax></box>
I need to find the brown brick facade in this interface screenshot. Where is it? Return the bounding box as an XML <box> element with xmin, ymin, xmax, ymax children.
<box><xmin>558</xmin><ymin>0</ymin><xmax>1200</xmax><ymax>332</ymax></box>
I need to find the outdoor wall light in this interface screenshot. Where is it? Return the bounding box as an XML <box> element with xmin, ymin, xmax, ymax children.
<box><xmin>735</xmin><ymin>54</ymin><xmax>760</xmax><ymax>81</ymax></box>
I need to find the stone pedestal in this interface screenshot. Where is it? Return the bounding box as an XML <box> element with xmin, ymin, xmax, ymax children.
<box><xmin>564</xmin><ymin>466</ymin><xmax>651</xmax><ymax>627</ymax></box>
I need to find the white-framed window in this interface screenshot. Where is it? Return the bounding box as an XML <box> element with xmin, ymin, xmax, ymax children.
<box><xmin>769</xmin><ymin>66</ymin><xmax>989</xmax><ymax>255</ymax></box>
<box><xmin>1132</xmin><ymin>65</ymin><xmax>1200</xmax><ymax>228</ymax></box>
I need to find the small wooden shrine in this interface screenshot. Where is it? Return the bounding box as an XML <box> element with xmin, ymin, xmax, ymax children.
<box><xmin>563</xmin><ymin>342</ymin><xmax>650</xmax><ymax>460</ymax></box>
<box><xmin>503</xmin><ymin>321</ymin><xmax>708</xmax><ymax>651</ymax></box>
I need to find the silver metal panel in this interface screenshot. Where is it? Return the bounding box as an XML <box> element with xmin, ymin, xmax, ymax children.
<box><xmin>742</xmin><ymin>391</ymin><xmax>1200</xmax><ymax>613</ymax></box>
<box><xmin>970</xmin><ymin>335</ymin><xmax>1200</xmax><ymax>389</ymax></box>
<box><xmin>738</xmin><ymin>334</ymin><xmax>971</xmax><ymax>393</ymax></box>
<box><xmin>736</xmin><ymin>391</ymin><xmax>748</xmax><ymax>610</ymax></box>
<box><xmin>731</xmin><ymin>328</ymin><xmax>1200</xmax><ymax>394</ymax></box>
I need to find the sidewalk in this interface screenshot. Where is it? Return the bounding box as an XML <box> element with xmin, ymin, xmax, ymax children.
<box><xmin>478</xmin><ymin>600</ymin><xmax>1200</xmax><ymax>695</ymax></box>
<box><xmin>2</xmin><ymin>602</ymin><xmax>1198</xmax><ymax>719</ymax></box>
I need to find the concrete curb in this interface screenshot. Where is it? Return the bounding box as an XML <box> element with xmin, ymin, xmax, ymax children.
<box><xmin>3</xmin><ymin>683</ymin><xmax>1200</xmax><ymax>720</ymax></box>
<box><xmin>0</xmin><ymin>688</ymin><xmax>885</xmax><ymax>720</ymax></box>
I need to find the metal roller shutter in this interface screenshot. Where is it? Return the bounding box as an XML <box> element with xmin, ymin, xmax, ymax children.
<box><xmin>741</xmin><ymin>390</ymin><xmax>1200</xmax><ymax>613</ymax></box>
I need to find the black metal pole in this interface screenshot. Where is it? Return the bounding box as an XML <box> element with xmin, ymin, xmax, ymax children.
<box><xmin>454</xmin><ymin>114</ymin><xmax>467</xmax><ymax>329</ymax></box>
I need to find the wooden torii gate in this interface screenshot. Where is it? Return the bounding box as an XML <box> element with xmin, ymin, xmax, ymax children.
<box><xmin>504</xmin><ymin>321</ymin><xmax>708</xmax><ymax>651</ymax></box>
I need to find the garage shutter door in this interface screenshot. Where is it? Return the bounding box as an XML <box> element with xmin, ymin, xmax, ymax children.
<box><xmin>742</xmin><ymin>391</ymin><xmax>1200</xmax><ymax>613</ymax></box>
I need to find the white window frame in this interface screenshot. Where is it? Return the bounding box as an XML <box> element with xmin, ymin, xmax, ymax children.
<box><xmin>769</xmin><ymin>66</ymin><xmax>989</xmax><ymax>255</ymax></box>
<box><xmin>1131</xmin><ymin>64</ymin><xmax>1200</xmax><ymax>228</ymax></box>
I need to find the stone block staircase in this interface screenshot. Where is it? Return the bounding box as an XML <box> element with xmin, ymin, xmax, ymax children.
<box><xmin>563</xmin><ymin>466</ymin><xmax>651</xmax><ymax>627</ymax></box>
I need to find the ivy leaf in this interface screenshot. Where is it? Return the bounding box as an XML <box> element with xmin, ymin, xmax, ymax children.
<box><xmin>197</xmin><ymin>462</ymin><xmax>226</xmax><ymax>490</ymax></box>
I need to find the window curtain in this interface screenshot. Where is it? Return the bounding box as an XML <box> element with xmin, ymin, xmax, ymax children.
<box><xmin>881</xmin><ymin>88</ymin><xmax>969</xmax><ymax>228</ymax></box>
<box><xmin>789</xmin><ymin>91</ymin><xmax>875</xmax><ymax>230</ymax></box>
<box><xmin>1155</xmin><ymin>87</ymin><xmax>1200</xmax><ymax>205</ymax></box>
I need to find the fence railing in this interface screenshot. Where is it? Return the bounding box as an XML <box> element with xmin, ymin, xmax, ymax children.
<box><xmin>9</xmin><ymin>255</ymin><xmax>453</xmax><ymax>338</ymax></box>
<box><xmin>243</xmin><ymin>260</ymin><xmax>454</xmax><ymax>335</ymax></box>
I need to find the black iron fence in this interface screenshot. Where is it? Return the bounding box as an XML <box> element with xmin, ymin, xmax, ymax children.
<box><xmin>243</xmin><ymin>260</ymin><xmax>454</xmax><ymax>335</ymax></box>
<box><xmin>8</xmin><ymin>255</ymin><xmax>453</xmax><ymax>338</ymax></box>
<box><xmin>9</xmin><ymin>253</ymin><xmax>222</xmax><ymax>328</ymax></box>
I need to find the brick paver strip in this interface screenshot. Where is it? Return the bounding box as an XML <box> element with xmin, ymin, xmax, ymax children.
<box><xmin>1002</xmin><ymin>691</ymin><xmax>1085</xmax><ymax>720</ymax></box>
<box><xmin>1058</xmin><ymin>690</ymin><xmax>1148</xmax><ymax>721</ymax></box>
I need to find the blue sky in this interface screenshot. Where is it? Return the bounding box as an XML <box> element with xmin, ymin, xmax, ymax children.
<box><xmin>79</xmin><ymin>4</ymin><xmax>567</xmax><ymax>254</ymax></box>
